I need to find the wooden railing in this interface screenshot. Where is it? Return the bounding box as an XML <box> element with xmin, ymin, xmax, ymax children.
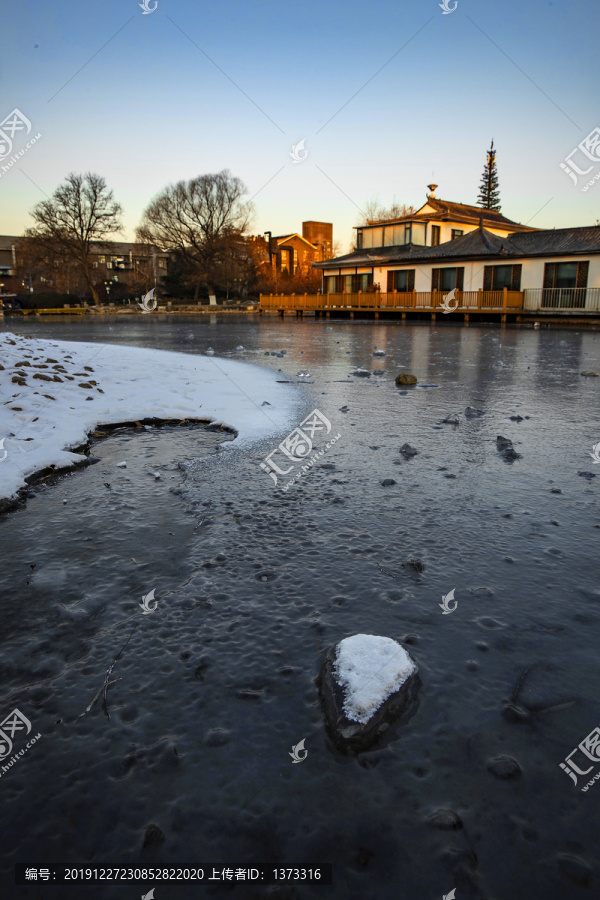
<box><xmin>260</xmin><ymin>289</ymin><xmax>524</xmax><ymax>311</ymax></box>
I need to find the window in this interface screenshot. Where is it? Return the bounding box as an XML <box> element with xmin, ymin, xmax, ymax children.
<box><xmin>325</xmin><ymin>275</ymin><xmax>339</xmax><ymax>293</ymax></box>
<box><xmin>432</xmin><ymin>267</ymin><xmax>464</xmax><ymax>291</ymax></box>
<box><xmin>384</xmin><ymin>224</ymin><xmax>406</xmax><ymax>247</ymax></box>
<box><xmin>431</xmin><ymin>226</ymin><xmax>440</xmax><ymax>246</ymax></box>
<box><xmin>93</xmin><ymin>262</ymin><xmax>98</xmax><ymax>268</ymax></box>
<box><xmin>440</xmin><ymin>268</ymin><xmax>456</xmax><ymax>291</ymax></box>
<box><xmin>362</xmin><ymin>227</ymin><xmax>383</xmax><ymax>249</ymax></box>
<box><xmin>106</xmin><ymin>262</ymin><xmax>112</xmax><ymax>269</ymax></box>
<box><xmin>158</xmin><ymin>260</ymin><xmax>166</xmax><ymax>269</ymax></box>
<box><xmin>356</xmin><ymin>230</ymin><xmax>363</xmax><ymax>249</ymax></box>
<box><xmin>483</xmin><ymin>264</ymin><xmax>521</xmax><ymax>291</ymax></box>
<box><xmin>387</xmin><ymin>269</ymin><xmax>415</xmax><ymax>292</ymax></box>
<box><xmin>555</xmin><ymin>262</ymin><xmax>578</xmax><ymax>287</ymax></box>
<box><xmin>354</xmin><ymin>273</ymin><xmax>373</xmax><ymax>291</ymax></box>
<box><xmin>344</xmin><ymin>275</ymin><xmax>352</xmax><ymax>293</ymax></box>
<box><xmin>542</xmin><ymin>261</ymin><xmax>587</xmax><ymax>307</ymax></box>
<box><xmin>451</xmin><ymin>229</ymin><xmax>463</xmax><ymax>240</ymax></box>
<box><xmin>99</xmin><ymin>256</ymin><xmax>105</xmax><ymax>263</ymax></box>
<box><xmin>491</xmin><ymin>265</ymin><xmax>512</xmax><ymax>290</ymax></box>
<box><xmin>412</xmin><ymin>222</ymin><xmax>426</xmax><ymax>245</ymax></box>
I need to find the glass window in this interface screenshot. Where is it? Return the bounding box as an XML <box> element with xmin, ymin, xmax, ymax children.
<box><xmin>440</xmin><ymin>268</ymin><xmax>456</xmax><ymax>291</ymax></box>
<box><xmin>390</xmin><ymin>270</ymin><xmax>409</xmax><ymax>291</ymax></box>
<box><xmin>344</xmin><ymin>275</ymin><xmax>352</xmax><ymax>293</ymax></box>
<box><xmin>492</xmin><ymin>265</ymin><xmax>512</xmax><ymax>290</ymax></box>
<box><xmin>364</xmin><ymin>227</ymin><xmax>383</xmax><ymax>248</ymax></box>
<box><xmin>431</xmin><ymin>226</ymin><xmax>440</xmax><ymax>247</ymax></box>
<box><xmin>451</xmin><ymin>229</ymin><xmax>463</xmax><ymax>240</ymax></box>
<box><xmin>412</xmin><ymin>222</ymin><xmax>426</xmax><ymax>245</ymax></box>
<box><xmin>555</xmin><ymin>262</ymin><xmax>577</xmax><ymax>287</ymax></box>
<box><xmin>354</xmin><ymin>273</ymin><xmax>372</xmax><ymax>291</ymax></box>
<box><xmin>356</xmin><ymin>230</ymin><xmax>363</xmax><ymax>249</ymax></box>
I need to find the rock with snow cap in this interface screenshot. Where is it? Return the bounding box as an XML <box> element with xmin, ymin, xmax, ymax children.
<box><xmin>317</xmin><ymin>634</ymin><xmax>419</xmax><ymax>753</ymax></box>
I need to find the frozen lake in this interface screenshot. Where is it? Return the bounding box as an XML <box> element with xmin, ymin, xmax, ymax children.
<box><xmin>1</xmin><ymin>314</ymin><xmax>599</xmax><ymax>899</ymax></box>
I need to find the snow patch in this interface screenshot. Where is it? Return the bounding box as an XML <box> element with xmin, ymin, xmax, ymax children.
<box><xmin>334</xmin><ymin>634</ymin><xmax>416</xmax><ymax>724</ymax></box>
<box><xmin>0</xmin><ymin>332</ymin><xmax>300</xmax><ymax>502</ymax></box>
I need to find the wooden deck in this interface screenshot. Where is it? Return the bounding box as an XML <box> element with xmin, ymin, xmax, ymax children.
<box><xmin>260</xmin><ymin>290</ymin><xmax>523</xmax><ymax>322</ymax></box>
<box><xmin>259</xmin><ymin>289</ymin><xmax>600</xmax><ymax>325</ymax></box>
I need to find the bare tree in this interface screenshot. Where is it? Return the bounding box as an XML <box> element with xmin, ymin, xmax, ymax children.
<box><xmin>28</xmin><ymin>173</ymin><xmax>123</xmax><ymax>304</ymax></box>
<box><xmin>137</xmin><ymin>170</ymin><xmax>253</xmax><ymax>303</ymax></box>
<box><xmin>357</xmin><ymin>199</ymin><xmax>416</xmax><ymax>225</ymax></box>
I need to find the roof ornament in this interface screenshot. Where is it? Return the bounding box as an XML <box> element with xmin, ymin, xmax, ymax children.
<box><xmin>427</xmin><ymin>184</ymin><xmax>438</xmax><ymax>198</ymax></box>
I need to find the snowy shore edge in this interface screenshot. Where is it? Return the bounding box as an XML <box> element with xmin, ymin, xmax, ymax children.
<box><xmin>0</xmin><ymin>332</ymin><xmax>300</xmax><ymax>504</ymax></box>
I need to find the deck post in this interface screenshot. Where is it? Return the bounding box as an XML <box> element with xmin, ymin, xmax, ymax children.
<box><xmin>502</xmin><ymin>287</ymin><xmax>508</xmax><ymax>313</ymax></box>
<box><xmin>478</xmin><ymin>288</ymin><xmax>482</xmax><ymax>309</ymax></box>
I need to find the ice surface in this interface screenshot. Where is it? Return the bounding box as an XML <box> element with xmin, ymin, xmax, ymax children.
<box><xmin>0</xmin><ymin>332</ymin><xmax>299</xmax><ymax>501</ymax></box>
<box><xmin>334</xmin><ymin>634</ymin><xmax>416</xmax><ymax>724</ymax></box>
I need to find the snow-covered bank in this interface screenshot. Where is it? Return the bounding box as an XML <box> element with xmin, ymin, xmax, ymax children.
<box><xmin>0</xmin><ymin>332</ymin><xmax>300</xmax><ymax>503</ymax></box>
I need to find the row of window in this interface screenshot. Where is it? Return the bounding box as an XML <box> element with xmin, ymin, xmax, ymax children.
<box><xmin>356</xmin><ymin>222</ymin><xmax>464</xmax><ymax>250</ymax></box>
<box><xmin>324</xmin><ymin>262</ymin><xmax>589</xmax><ymax>293</ymax></box>
<box><xmin>324</xmin><ymin>274</ymin><xmax>373</xmax><ymax>293</ymax></box>
<box><xmin>92</xmin><ymin>259</ymin><xmax>166</xmax><ymax>269</ymax></box>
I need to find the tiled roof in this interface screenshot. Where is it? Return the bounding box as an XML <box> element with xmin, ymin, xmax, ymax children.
<box><xmin>360</xmin><ymin>197</ymin><xmax>535</xmax><ymax>230</ymax></box>
<box><xmin>315</xmin><ymin>226</ymin><xmax>600</xmax><ymax>269</ymax></box>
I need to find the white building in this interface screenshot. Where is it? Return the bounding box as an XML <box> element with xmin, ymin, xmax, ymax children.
<box><xmin>316</xmin><ymin>188</ymin><xmax>600</xmax><ymax>310</ymax></box>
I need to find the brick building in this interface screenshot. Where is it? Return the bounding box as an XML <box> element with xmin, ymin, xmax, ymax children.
<box><xmin>249</xmin><ymin>221</ymin><xmax>333</xmax><ymax>275</ymax></box>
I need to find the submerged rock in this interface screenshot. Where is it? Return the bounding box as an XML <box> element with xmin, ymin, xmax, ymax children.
<box><xmin>427</xmin><ymin>808</ymin><xmax>463</xmax><ymax>830</ymax></box>
<box><xmin>395</xmin><ymin>373</ymin><xmax>418</xmax><ymax>385</ymax></box>
<box><xmin>487</xmin><ymin>755</ymin><xmax>522</xmax><ymax>779</ymax></box>
<box><xmin>381</xmin><ymin>478</ymin><xmax>396</xmax><ymax>487</ymax></box>
<box><xmin>581</xmin><ymin>371</ymin><xmax>599</xmax><ymax>377</ymax></box>
<box><xmin>351</xmin><ymin>368</ymin><xmax>371</xmax><ymax>377</ymax></box>
<box><xmin>142</xmin><ymin>824</ymin><xmax>165</xmax><ymax>848</ymax></box>
<box><xmin>402</xmin><ymin>557</ymin><xmax>425</xmax><ymax>573</ymax></box>
<box><xmin>465</xmin><ymin>406</ymin><xmax>485</xmax><ymax>418</ymax></box>
<box><xmin>317</xmin><ymin>634</ymin><xmax>419</xmax><ymax>753</ymax></box>
<box><xmin>400</xmin><ymin>443</ymin><xmax>418</xmax><ymax>459</ymax></box>
<box><xmin>496</xmin><ymin>435</ymin><xmax>521</xmax><ymax>460</ymax></box>
<box><xmin>442</xmin><ymin>413</ymin><xmax>460</xmax><ymax>424</ymax></box>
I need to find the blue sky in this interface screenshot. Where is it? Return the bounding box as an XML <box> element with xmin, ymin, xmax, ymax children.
<box><xmin>1</xmin><ymin>0</ymin><xmax>598</xmax><ymax>252</ymax></box>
